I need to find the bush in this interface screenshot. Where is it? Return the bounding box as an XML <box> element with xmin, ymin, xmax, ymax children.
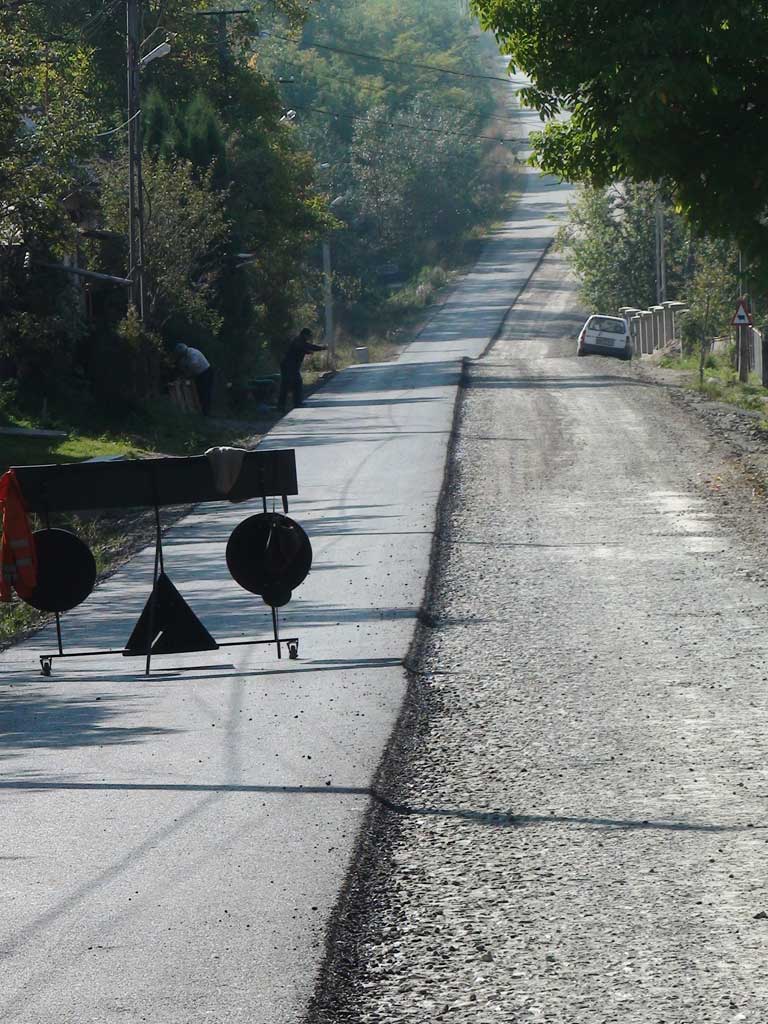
<box><xmin>89</xmin><ymin>307</ymin><xmax>165</xmax><ymax>411</ymax></box>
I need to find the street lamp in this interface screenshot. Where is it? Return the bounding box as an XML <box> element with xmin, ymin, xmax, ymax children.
<box><xmin>139</xmin><ymin>40</ymin><xmax>171</xmax><ymax>69</ymax></box>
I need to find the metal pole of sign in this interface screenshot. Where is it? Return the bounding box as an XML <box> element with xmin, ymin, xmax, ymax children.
<box><xmin>43</xmin><ymin>499</ymin><xmax>64</xmax><ymax>657</ymax></box>
<box><xmin>145</xmin><ymin>471</ymin><xmax>165</xmax><ymax>676</ymax></box>
<box><xmin>271</xmin><ymin>606</ymin><xmax>282</xmax><ymax>659</ymax></box>
<box><xmin>733</xmin><ymin>297</ymin><xmax>753</xmax><ymax>384</ymax></box>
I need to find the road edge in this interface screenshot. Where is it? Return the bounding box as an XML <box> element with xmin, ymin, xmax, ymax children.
<box><xmin>302</xmin><ymin>353</ymin><xmax>469</xmax><ymax>1024</ymax></box>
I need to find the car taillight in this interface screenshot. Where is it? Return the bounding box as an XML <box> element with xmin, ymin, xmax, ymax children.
<box><xmin>578</xmin><ymin>329</ymin><xmax>585</xmax><ymax>343</ymax></box>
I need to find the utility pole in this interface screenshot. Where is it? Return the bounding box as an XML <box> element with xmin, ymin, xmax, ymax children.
<box><xmin>655</xmin><ymin>191</ymin><xmax>666</xmax><ymax>304</ymax></box>
<box><xmin>126</xmin><ymin>0</ymin><xmax>146</xmax><ymax>318</ymax></box>
<box><xmin>189</xmin><ymin>8</ymin><xmax>250</xmax><ymax>74</ymax></box>
<box><xmin>322</xmin><ymin>240</ymin><xmax>334</xmax><ymax>363</ymax></box>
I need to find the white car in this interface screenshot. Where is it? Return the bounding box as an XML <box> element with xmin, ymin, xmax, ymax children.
<box><xmin>577</xmin><ymin>314</ymin><xmax>632</xmax><ymax>361</ymax></box>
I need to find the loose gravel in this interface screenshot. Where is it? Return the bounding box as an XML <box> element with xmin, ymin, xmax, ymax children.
<box><xmin>307</xmin><ymin>251</ymin><xmax>768</xmax><ymax>1024</ymax></box>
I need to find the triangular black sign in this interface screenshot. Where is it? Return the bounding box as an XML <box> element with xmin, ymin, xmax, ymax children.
<box><xmin>123</xmin><ymin>572</ymin><xmax>219</xmax><ymax>656</ymax></box>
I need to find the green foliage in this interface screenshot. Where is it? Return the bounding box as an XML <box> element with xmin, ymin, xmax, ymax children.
<box><xmin>257</xmin><ymin>0</ymin><xmax>505</xmax><ymax>327</ymax></box>
<box><xmin>557</xmin><ymin>183</ymin><xmax>690</xmax><ymax>313</ymax></box>
<box><xmin>100</xmin><ymin>155</ymin><xmax>230</xmax><ymax>334</ymax></box>
<box><xmin>557</xmin><ymin>181</ymin><xmax>744</xmax><ymax>374</ymax></box>
<box><xmin>1</xmin><ymin>0</ymin><xmax>506</xmax><ymax>438</ymax></box>
<box><xmin>0</xmin><ymin>14</ymin><xmax>98</xmax><ymax>252</ymax></box>
<box><xmin>1</xmin><ymin>0</ymin><xmax>330</xmax><ymax>423</ymax></box>
<box><xmin>683</xmin><ymin>237</ymin><xmax>740</xmax><ymax>359</ymax></box>
<box><xmin>0</xmin><ymin>263</ymin><xmax>87</xmax><ymax>400</ymax></box>
<box><xmin>87</xmin><ymin>306</ymin><xmax>164</xmax><ymax>409</ymax></box>
<box><xmin>472</xmin><ymin>0</ymin><xmax>768</xmax><ymax>277</ymax></box>
<box><xmin>348</xmin><ymin>103</ymin><xmax>491</xmax><ymax>265</ymax></box>
<box><xmin>185</xmin><ymin>93</ymin><xmax>227</xmax><ymax>176</ymax></box>
<box><xmin>143</xmin><ymin>89</ymin><xmax>177</xmax><ymax>161</ymax></box>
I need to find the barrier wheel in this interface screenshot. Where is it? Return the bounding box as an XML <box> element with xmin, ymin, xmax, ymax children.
<box><xmin>40</xmin><ymin>657</ymin><xmax>53</xmax><ymax>677</ymax></box>
<box><xmin>288</xmin><ymin>641</ymin><xmax>299</xmax><ymax>660</ymax></box>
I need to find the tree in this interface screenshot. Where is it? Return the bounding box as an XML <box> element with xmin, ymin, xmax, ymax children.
<box><xmin>681</xmin><ymin>237</ymin><xmax>739</xmax><ymax>380</ymax></box>
<box><xmin>0</xmin><ymin>10</ymin><xmax>101</xmax><ymax>399</ymax></box>
<box><xmin>1</xmin><ymin>0</ymin><xmax>329</xmax><ymax>403</ymax></box>
<box><xmin>472</xmin><ymin>0</ymin><xmax>768</xmax><ymax>275</ymax></box>
<box><xmin>557</xmin><ymin>182</ymin><xmax>689</xmax><ymax>313</ymax></box>
<box><xmin>256</xmin><ymin>0</ymin><xmax>502</xmax><ymax>289</ymax></box>
<box><xmin>349</xmin><ymin>103</ymin><xmax>491</xmax><ymax>267</ymax></box>
<box><xmin>99</xmin><ymin>155</ymin><xmax>229</xmax><ymax>334</ymax></box>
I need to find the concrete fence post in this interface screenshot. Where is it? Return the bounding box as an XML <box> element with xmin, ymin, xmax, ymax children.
<box><xmin>640</xmin><ymin>311</ymin><xmax>653</xmax><ymax>354</ymax></box>
<box><xmin>666</xmin><ymin>302</ymin><xmax>689</xmax><ymax>349</ymax></box>
<box><xmin>629</xmin><ymin>314</ymin><xmax>642</xmax><ymax>356</ymax></box>
<box><xmin>651</xmin><ymin>305</ymin><xmax>665</xmax><ymax>350</ymax></box>
<box><xmin>661</xmin><ymin>301</ymin><xmax>685</xmax><ymax>347</ymax></box>
<box><xmin>623</xmin><ymin>308</ymin><xmax>642</xmax><ymax>355</ymax></box>
<box><xmin>636</xmin><ymin>312</ymin><xmax>646</xmax><ymax>353</ymax></box>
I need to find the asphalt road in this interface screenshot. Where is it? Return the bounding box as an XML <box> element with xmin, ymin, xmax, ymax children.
<box><xmin>0</xmin><ymin>82</ymin><xmax>570</xmax><ymax>1024</ymax></box>
<box><xmin>309</xmin><ymin>251</ymin><xmax>768</xmax><ymax>1023</ymax></box>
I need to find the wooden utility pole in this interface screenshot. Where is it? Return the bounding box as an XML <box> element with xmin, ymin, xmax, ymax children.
<box><xmin>322</xmin><ymin>239</ymin><xmax>334</xmax><ymax>361</ymax></box>
<box><xmin>126</xmin><ymin>0</ymin><xmax>146</xmax><ymax>318</ymax></box>
<box><xmin>190</xmin><ymin>8</ymin><xmax>250</xmax><ymax>73</ymax></box>
<box><xmin>655</xmin><ymin>192</ymin><xmax>667</xmax><ymax>304</ymax></box>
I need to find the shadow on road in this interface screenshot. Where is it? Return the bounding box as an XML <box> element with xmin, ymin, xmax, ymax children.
<box><xmin>0</xmin><ymin>772</ymin><xmax>750</xmax><ymax>835</ymax></box>
<box><xmin>0</xmin><ymin>689</ymin><xmax>176</xmax><ymax>759</ymax></box>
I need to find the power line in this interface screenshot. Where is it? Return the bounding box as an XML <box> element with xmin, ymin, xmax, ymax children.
<box><xmin>267</xmin><ymin>33</ymin><xmax>514</xmax><ymax>85</ymax></box>
<box><xmin>289</xmin><ymin>104</ymin><xmax>516</xmax><ymax>145</ymax></box>
<box><xmin>80</xmin><ymin>0</ymin><xmax>123</xmax><ymax>41</ymax></box>
<box><xmin>95</xmin><ymin>109</ymin><xmax>141</xmax><ymax>137</ymax></box>
<box><xmin>276</xmin><ymin>57</ymin><xmax>519</xmax><ymax>127</ymax></box>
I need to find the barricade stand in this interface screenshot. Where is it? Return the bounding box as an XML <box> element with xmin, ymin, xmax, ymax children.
<box><xmin>9</xmin><ymin>451</ymin><xmax>307</xmax><ymax>677</ymax></box>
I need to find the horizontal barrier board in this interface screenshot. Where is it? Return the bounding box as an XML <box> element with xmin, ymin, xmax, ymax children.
<box><xmin>13</xmin><ymin>450</ymin><xmax>297</xmax><ymax>513</ymax></box>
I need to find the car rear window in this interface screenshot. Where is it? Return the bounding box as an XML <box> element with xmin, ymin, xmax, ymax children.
<box><xmin>588</xmin><ymin>316</ymin><xmax>626</xmax><ymax>334</ymax></box>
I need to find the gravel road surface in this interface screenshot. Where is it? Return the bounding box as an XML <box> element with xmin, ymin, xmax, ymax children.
<box><xmin>309</xmin><ymin>250</ymin><xmax>768</xmax><ymax>1023</ymax></box>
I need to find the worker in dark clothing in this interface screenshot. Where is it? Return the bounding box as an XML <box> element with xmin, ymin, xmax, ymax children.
<box><xmin>278</xmin><ymin>328</ymin><xmax>326</xmax><ymax>413</ymax></box>
<box><xmin>175</xmin><ymin>343</ymin><xmax>214</xmax><ymax>416</ymax></box>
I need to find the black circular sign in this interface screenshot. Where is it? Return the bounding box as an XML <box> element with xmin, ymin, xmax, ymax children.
<box><xmin>226</xmin><ymin>513</ymin><xmax>312</xmax><ymax>604</ymax></box>
<box><xmin>260</xmin><ymin>583</ymin><xmax>293</xmax><ymax>609</ymax></box>
<box><xmin>25</xmin><ymin>529</ymin><xmax>97</xmax><ymax>613</ymax></box>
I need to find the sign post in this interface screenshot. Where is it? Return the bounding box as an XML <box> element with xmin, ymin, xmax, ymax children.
<box><xmin>732</xmin><ymin>297</ymin><xmax>754</xmax><ymax>383</ymax></box>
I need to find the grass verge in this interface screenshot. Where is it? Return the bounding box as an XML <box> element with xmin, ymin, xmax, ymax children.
<box><xmin>659</xmin><ymin>349</ymin><xmax>768</xmax><ymax>424</ymax></box>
